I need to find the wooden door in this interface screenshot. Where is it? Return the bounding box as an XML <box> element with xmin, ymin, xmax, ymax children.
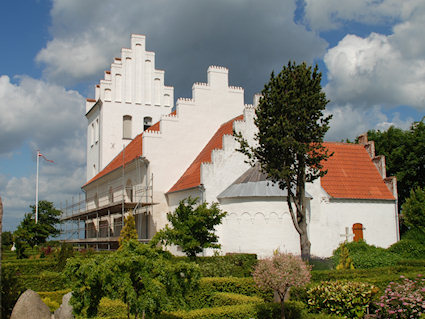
<box><xmin>352</xmin><ymin>223</ymin><xmax>364</xmax><ymax>242</ymax></box>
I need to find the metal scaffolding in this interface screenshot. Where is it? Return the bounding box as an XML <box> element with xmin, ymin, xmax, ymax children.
<box><xmin>60</xmin><ymin>174</ymin><xmax>155</xmax><ymax>250</ymax></box>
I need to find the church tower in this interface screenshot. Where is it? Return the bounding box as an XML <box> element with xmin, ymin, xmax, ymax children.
<box><xmin>85</xmin><ymin>34</ymin><xmax>174</xmax><ymax>181</ymax></box>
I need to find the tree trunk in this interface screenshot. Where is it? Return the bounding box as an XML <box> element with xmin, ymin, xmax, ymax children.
<box><xmin>297</xmin><ymin>167</ymin><xmax>311</xmax><ymax>261</ymax></box>
<box><xmin>280</xmin><ymin>300</ymin><xmax>286</xmax><ymax>319</ymax></box>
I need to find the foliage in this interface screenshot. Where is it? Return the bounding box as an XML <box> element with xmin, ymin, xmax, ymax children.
<box><xmin>96</xmin><ymin>297</ymin><xmax>128</xmax><ymax>318</ymax></box>
<box><xmin>367</xmin><ymin>119</ymin><xmax>425</xmax><ymax>214</ymax></box>
<box><xmin>253</xmin><ymin>252</ymin><xmax>311</xmax><ymax>319</ymax></box>
<box><xmin>152</xmin><ymin>197</ymin><xmax>227</xmax><ymax>258</ymax></box>
<box><xmin>118</xmin><ymin>212</ymin><xmax>138</xmax><ymax>247</ymax></box>
<box><xmin>387</xmin><ymin>239</ymin><xmax>425</xmax><ymax>259</ymax></box>
<box><xmin>1</xmin><ymin>267</ymin><xmax>24</xmax><ymax>319</ymax></box>
<box><xmin>54</xmin><ymin>242</ymin><xmax>75</xmax><ymax>270</ymax></box>
<box><xmin>14</xmin><ymin>200</ymin><xmax>62</xmax><ymax>248</ymax></box>
<box><xmin>374</xmin><ymin>274</ymin><xmax>425</xmax><ymax>318</ymax></box>
<box><xmin>42</xmin><ymin>296</ymin><xmax>60</xmax><ymax>312</ymax></box>
<box><xmin>38</xmin><ymin>289</ymin><xmax>71</xmax><ymax>306</ymax></box>
<box><xmin>65</xmin><ymin>240</ymin><xmax>200</xmax><ymax>318</ymax></box>
<box><xmin>234</xmin><ymin>61</ymin><xmax>332</xmax><ymax>261</ymax></box>
<box><xmin>335</xmin><ymin>243</ymin><xmax>355</xmax><ymax>270</ymax></box>
<box><xmin>402</xmin><ymin>186</ymin><xmax>425</xmax><ymax>233</ymax></box>
<box><xmin>2</xmin><ymin>231</ymin><xmax>13</xmax><ymax>249</ymax></box>
<box><xmin>332</xmin><ymin>240</ymin><xmax>402</xmax><ymax>269</ymax></box>
<box><xmin>176</xmin><ymin>253</ymin><xmax>257</xmax><ymax>277</ymax></box>
<box><xmin>14</xmin><ymin>236</ymin><xmax>28</xmax><ymax>259</ymax></box>
<box><xmin>211</xmin><ymin>292</ymin><xmax>263</xmax><ymax>307</ymax></box>
<box><xmin>307</xmin><ymin>280</ymin><xmax>379</xmax><ymax>318</ymax></box>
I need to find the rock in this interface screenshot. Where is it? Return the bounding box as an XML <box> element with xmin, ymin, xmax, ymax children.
<box><xmin>10</xmin><ymin>289</ymin><xmax>51</xmax><ymax>319</ymax></box>
<box><xmin>53</xmin><ymin>292</ymin><xmax>74</xmax><ymax>319</ymax></box>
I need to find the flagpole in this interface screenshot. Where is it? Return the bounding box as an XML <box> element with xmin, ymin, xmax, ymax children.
<box><xmin>35</xmin><ymin>150</ymin><xmax>39</xmax><ymax>223</ymax></box>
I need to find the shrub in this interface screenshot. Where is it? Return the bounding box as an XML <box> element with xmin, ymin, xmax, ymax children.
<box><xmin>1</xmin><ymin>267</ymin><xmax>24</xmax><ymax>319</ymax></box>
<box><xmin>307</xmin><ymin>280</ymin><xmax>379</xmax><ymax>318</ymax></box>
<box><xmin>253</xmin><ymin>252</ymin><xmax>311</xmax><ymax>319</ymax></box>
<box><xmin>54</xmin><ymin>242</ymin><xmax>75</xmax><ymax>270</ymax></box>
<box><xmin>212</xmin><ymin>292</ymin><xmax>263</xmax><ymax>307</ymax></box>
<box><xmin>38</xmin><ymin>289</ymin><xmax>71</xmax><ymax>305</ymax></box>
<box><xmin>96</xmin><ymin>297</ymin><xmax>128</xmax><ymax>318</ymax></box>
<box><xmin>20</xmin><ymin>271</ymin><xmax>67</xmax><ymax>291</ymax></box>
<box><xmin>332</xmin><ymin>240</ymin><xmax>402</xmax><ymax>268</ymax></box>
<box><xmin>388</xmin><ymin>239</ymin><xmax>425</xmax><ymax>259</ymax></box>
<box><xmin>374</xmin><ymin>274</ymin><xmax>425</xmax><ymax>318</ymax></box>
<box><xmin>336</xmin><ymin>243</ymin><xmax>354</xmax><ymax>270</ymax></box>
<box><xmin>41</xmin><ymin>297</ymin><xmax>60</xmax><ymax>312</ymax></box>
<box><xmin>186</xmin><ymin>253</ymin><xmax>257</xmax><ymax>277</ymax></box>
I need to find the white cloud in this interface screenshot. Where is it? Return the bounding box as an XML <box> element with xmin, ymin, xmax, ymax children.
<box><xmin>321</xmin><ymin>1</ymin><xmax>425</xmax><ymax>110</ymax></box>
<box><xmin>36</xmin><ymin>0</ymin><xmax>327</xmax><ymax>99</ymax></box>
<box><xmin>325</xmin><ymin>104</ymin><xmax>414</xmax><ymax>142</ymax></box>
<box><xmin>0</xmin><ymin>75</ymin><xmax>86</xmax><ymax>230</ymax></box>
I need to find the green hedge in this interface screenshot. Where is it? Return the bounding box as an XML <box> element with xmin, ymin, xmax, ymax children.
<box><xmin>388</xmin><ymin>239</ymin><xmax>425</xmax><ymax>259</ymax></box>
<box><xmin>3</xmin><ymin>259</ymin><xmax>58</xmax><ymax>275</ymax></box>
<box><xmin>19</xmin><ymin>271</ymin><xmax>68</xmax><ymax>291</ymax></box>
<box><xmin>212</xmin><ymin>292</ymin><xmax>263</xmax><ymax>307</ymax></box>
<box><xmin>159</xmin><ymin>301</ymin><xmax>340</xmax><ymax>319</ymax></box>
<box><xmin>174</xmin><ymin>254</ymin><xmax>257</xmax><ymax>277</ymax></box>
<box><xmin>185</xmin><ymin>277</ymin><xmax>273</xmax><ymax>310</ymax></box>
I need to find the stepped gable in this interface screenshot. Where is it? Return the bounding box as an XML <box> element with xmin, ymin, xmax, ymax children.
<box><xmin>167</xmin><ymin>114</ymin><xmax>244</xmax><ymax>193</ymax></box>
<box><xmin>321</xmin><ymin>142</ymin><xmax>395</xmax><ymax>200</ymax></box>
<box><xmin>84</xmin><ymin>110</ymin><xmax>175</xmax><ymax>187</ymax></box>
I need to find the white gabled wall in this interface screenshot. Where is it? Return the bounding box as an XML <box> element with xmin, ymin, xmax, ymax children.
<box><xmin>143</xmin><ymin>66</ymin><xmax>246</xmax><ymax>230</ymax></box>
<box><xmin>86</xmin><ymin>34</ymin><xmax>174</xmax><ymax>181</ymax></box>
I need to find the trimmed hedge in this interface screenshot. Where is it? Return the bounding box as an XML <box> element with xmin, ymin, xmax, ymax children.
<box><xmin>20</xmin><ymin>271</ymin><xmax>68</xmax><ymax>291</ymax></box>
<box><xmin>174</xmin><ymin>254</ymin><xmax>258</xmax><ymax>277</ymax></box>
<box><xmin>159</xmin><ymin>301</ymin><xmax>340</xmax><ymax>319</ymax></box>
<box><xmin>388</xmin><ymin>239</ymin><xmax>425</xmax><ymax>259</ymax></box>
<box><xmin>185</xmin><ymin>277</ymin><xmax>273</xmax><ymax>310</ymax></box>
<box><xmin>3</xmin><ymin>259</ymin><xmax>58</xmax><ymax>275</ymax></box>
<box><xmin>212</xmin><ymin>292</ymin><xmax>263</xmax><ymax>307</ymax></box>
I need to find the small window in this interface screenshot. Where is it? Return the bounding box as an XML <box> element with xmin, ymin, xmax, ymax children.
<box><xmin>95</xmin><ymin>118</ymin><xmax>99</xmax><ymax>143</ymax></box>
<box><xmin>123</xmin><ymin>115</ymin><xmax>132</xmax><ymax>139</ymax></box>
<box><xmin>91</xmin><ymin>123</ymin><xmax>95</xmax><ymax>146</ymax></box>
<box><xmin>144</xmin><ymin>116</ymin><xmax>152</xmax><ymax>131</ymax></box>
<box><xmin>126</xmin><ymin>179</ymin><xmax>133</xmax><ymax>202</ymax></box>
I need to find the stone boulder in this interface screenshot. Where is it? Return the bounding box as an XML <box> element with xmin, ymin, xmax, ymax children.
<box><xmin>10</xmin><ymin>289</ymin><xmax>51</xmax><ymax>319</ymax></box>
<box><xmin>53</xmin><ymin>292</ymin><xmax>74</xmax><ymax>319</ymax></box>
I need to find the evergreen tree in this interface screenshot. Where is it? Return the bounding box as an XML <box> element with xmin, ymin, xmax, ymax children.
<box><xmin>235</xmin><ymin>61</ymin><xmax>332</xmax><ymax>261</ymax></box>
<box><xmin>119</xmin><ymin>212</ymin><xmax>138</xmax><ymax>247</ymax></box>
<box><xmin>402</xmin><ymin>187</ymin><xmax>425</xmax><ymax>234</ymax></box>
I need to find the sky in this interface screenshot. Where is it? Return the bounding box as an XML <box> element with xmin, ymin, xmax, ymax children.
<box><xmin>1</xmin><ymin>0</ymin><xmax>424</xmax><ymax>231</ymax></box>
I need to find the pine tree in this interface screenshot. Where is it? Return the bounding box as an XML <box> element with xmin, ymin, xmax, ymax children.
<box><xmin>235</xmin><ymin>61</ymin><xmax>332</xmax><ymax>261</ymax></box>
<box><xmin>119</xmin><ymin>212</ymin><xmax>138</xmax><ymax>248</ymax></box>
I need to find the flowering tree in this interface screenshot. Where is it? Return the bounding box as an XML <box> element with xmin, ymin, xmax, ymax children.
<box><xmin>375</xmin><ymin>274</ymin><xmax>425</xmax><ymax>318</ymax></box>
<box><xmin>253</xmin><ymin>252</ymin><xmax>311</xmax><ymax>319</ymax></box>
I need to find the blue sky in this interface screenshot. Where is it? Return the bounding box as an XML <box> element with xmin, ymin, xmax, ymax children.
<box><xmin>1</xmin><ymin>0</ymin><xmax>424</xmax><ymax>231</ymax></box>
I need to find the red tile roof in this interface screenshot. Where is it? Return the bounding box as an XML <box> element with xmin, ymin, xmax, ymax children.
<box><xmin>83</xmin><ymin>111</ymin><xmax>174</xmax><ymax>187</ymax></box>
<box><xmin>321</xmin><ymin>142</ymin><xmax>394</xmax><ymax>200</ymax></box>
<box><xmin>167</xmin><ymin>115</ymin><xmax>244</xmax><ymax>193</ymax></box>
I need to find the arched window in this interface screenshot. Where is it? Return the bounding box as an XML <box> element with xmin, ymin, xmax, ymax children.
<box><xmin>352</xmin><ymin>223</ymin><xmax>364</xmax><ymax>242</ymax></box>
<box><xmin>123</xmin><ymin>115</ymin><xmax>132</xmax><ymax>139</ymax></box>
<box><xmin>143</xmin><ymin>116</ymin><xmax>152</xmax><ymax>131</ymax></box>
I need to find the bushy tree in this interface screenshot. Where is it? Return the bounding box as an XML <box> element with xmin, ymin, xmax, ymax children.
<box><xmin>2</xmin><ymin>231</ymin><xmax>13</xmax><ymax>250</ymax></box>
<box><xmin>14</xmin><ymin>200</ymin><xmax>62</xmax><ymax>248</ymax></box>
<box><xmin>235</xmin><ymin>61</ymin><xmax>332</xmax><ymax>260</ymax></box>
<box><xmin>367</xmin><ymin>118</ymin><xmax>425</xmax><ymax>212</ymax></box>
<box><xmin>253</xmin><ymin>252</ymin><xmax>311</xmax><ymax>319</ymax></box>
<box><xmin>65</xmin><ymin>240</ymin><xmax>200</xmax><ymax>318</ymax></box>
<box><xmin>402</xmin><ymin>186</ymin><xmax>425</xmax><ymax>234</ymax></box>
<box><xmin>151</xmin><ymin>197</ymin><xmax>227</xmax><ymax>258</ymax></box>
<box><xmin>119</xmin><ymin>212</ymin><xmax>138</xmax><ymax>248</ymax></box>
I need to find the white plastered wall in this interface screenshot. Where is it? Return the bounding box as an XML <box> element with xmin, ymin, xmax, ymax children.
<box><xmin>86</xmin><ymin>34</ymin><xmax>174</xmax><ymax>181</ymax></box>
<box><xmin>142</xmin><ymin>66</ymin><xmax>246</xmax><ymax>230</ymax></box>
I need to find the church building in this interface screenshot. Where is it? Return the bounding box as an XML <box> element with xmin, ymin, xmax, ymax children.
<box><xmin>62</xmin><ymin>34</ymin><xmax>399</xmax><ymax>257</ymax></box>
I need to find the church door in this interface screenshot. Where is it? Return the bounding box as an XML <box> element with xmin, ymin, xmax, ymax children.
<box><xmin>352</xmin><ymin>223</ymin><xmax>364</xmax><ymax>242</ymax></box>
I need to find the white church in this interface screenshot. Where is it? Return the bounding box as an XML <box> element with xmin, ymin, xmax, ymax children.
<box><xmin>62</xmin><ymin>34</ymin><xmax>399</xmax><ymax>257</ymax></box>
